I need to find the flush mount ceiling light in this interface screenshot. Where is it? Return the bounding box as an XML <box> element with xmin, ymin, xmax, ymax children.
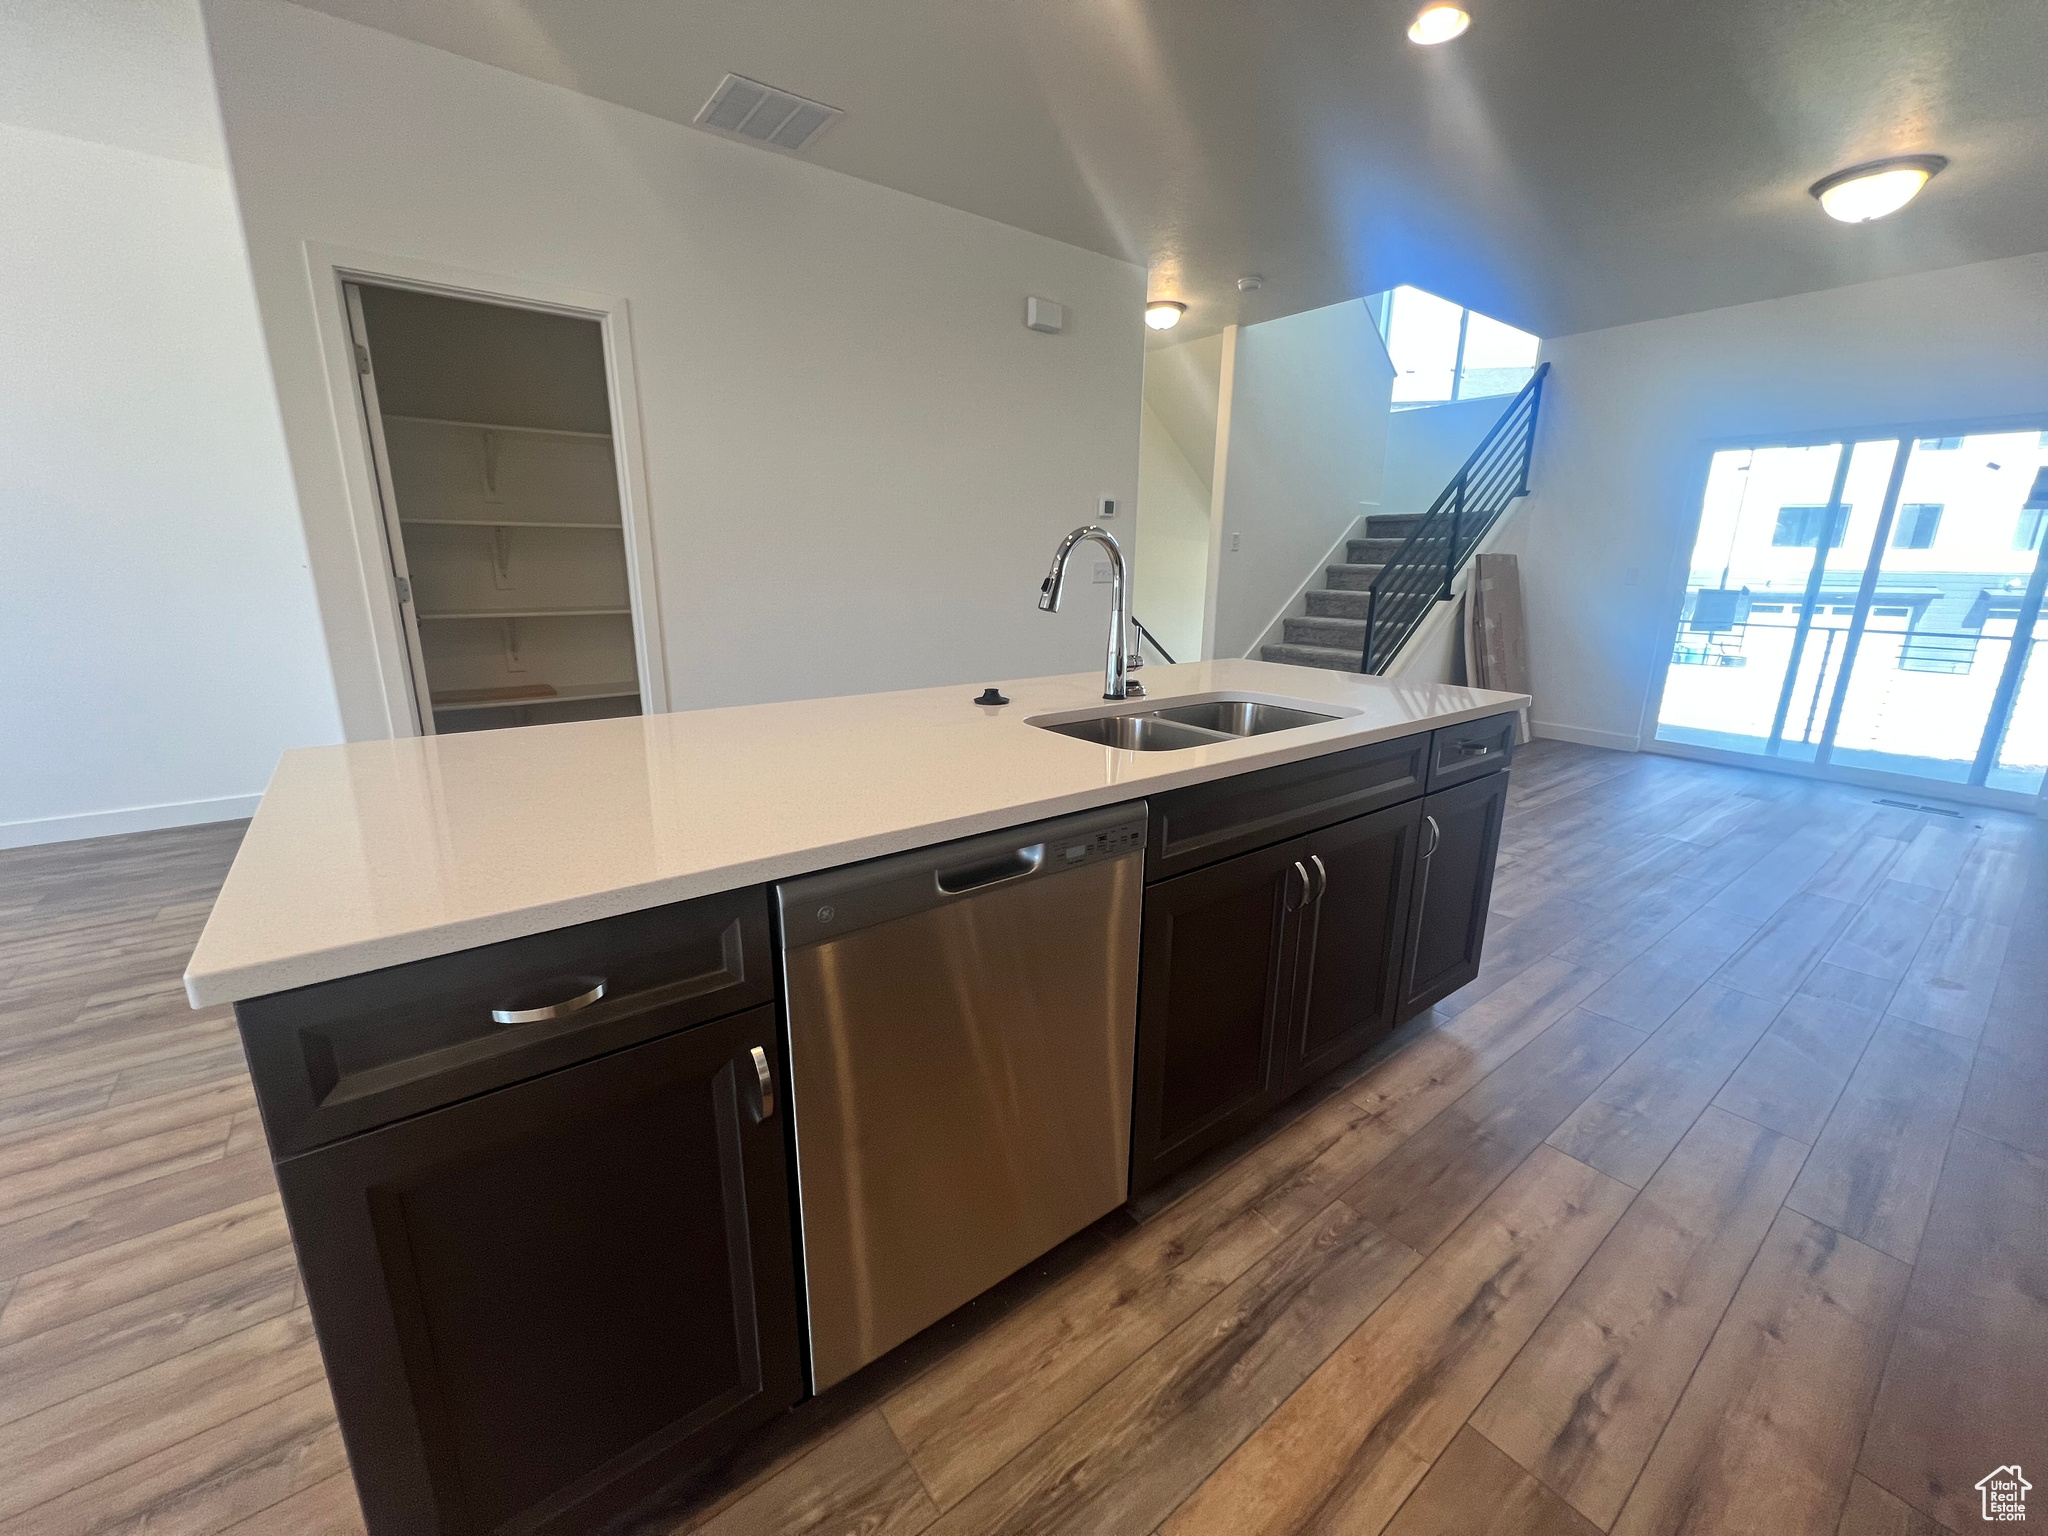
<box><xmin>1145</xmin><ymin>300</ymin><xmax>1187</xmax><ymax>330</ymax></box>
<box><xmin>1810</xmin><ymin>154</ymin><xmax>1948</xmax><ymax>223</ymax></box>
<box><xmin>1408</xmin><ymin>5</ymin><xmax>1471</xmax><ymax>44</ymax></box>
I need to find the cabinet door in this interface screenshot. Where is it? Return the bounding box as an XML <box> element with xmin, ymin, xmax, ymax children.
<box><xmin>1130</xmin><ymin>837</ymin><xmax>1307</xmax><ymax>1196</ymax></box>
<box><xmin>1284</xmin><ymin>800</ymin><xmax>1423</xmax><ymax>1089</ymax></box>
<box><xmin>277</xmin><ymin>1005</ymin><xmax>801</xmax><ymax>1536</ymax></box>
<box><xmin>1397</xmin><ymin>769</ymin><xmax>1510</xmax><ymax>1022</ymax></box>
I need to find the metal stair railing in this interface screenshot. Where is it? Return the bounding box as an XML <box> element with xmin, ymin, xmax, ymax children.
<box><xmin>1359</xmin><ymin>361</ymin><xmax>1549</xmax><ymax>674</ymax></box>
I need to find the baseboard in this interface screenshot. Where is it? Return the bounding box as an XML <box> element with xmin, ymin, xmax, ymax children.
<box><xmin>0</xmin><ymin>793</ymin><xmax>261</xmax><ymax>850</ymax></box>
<box><xmin>1529</xmin><ymin>721</ymin><xmax>1641</xmax><ymax>752</ymax></box>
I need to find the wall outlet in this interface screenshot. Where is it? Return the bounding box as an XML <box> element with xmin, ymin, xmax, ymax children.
<box><xmin>1093</xmin><ymin>562</ymin><xmax>1113</xmax><ymax>584</ymax></box>
<box><xmin>1230</xmin><ymin>532</ymin><xmax>1242</xmax><ymax>552</ymax></box>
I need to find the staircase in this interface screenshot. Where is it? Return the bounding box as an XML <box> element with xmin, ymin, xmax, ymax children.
<box><xmin>1259</xmin><ymin>361</ymin><xmax>1549</xmax><ymax>676</ymax></box>
<box><xmin>1260</xmin><ymin>514</ymin><xmax>1426</xmax><ymax>671</ymax></box>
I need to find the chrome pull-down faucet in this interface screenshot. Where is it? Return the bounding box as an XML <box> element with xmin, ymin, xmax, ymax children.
<box><xmin>1039</xmin><ymin>525</ymin><xmax>1145</xmax><ymax>700</ymax></box>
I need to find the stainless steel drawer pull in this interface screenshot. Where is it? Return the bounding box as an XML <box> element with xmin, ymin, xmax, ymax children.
<box><xmin>1422</xmin><ymin>815</ymin><xmax>1441</xmax><ymax>860</ymax></box>
<box><xmin>1308</xmin><ymin>854</ymin><xmax>1329</xmax><ymax>903</ymax></box>
<box><xmin>490</xmin><ymin>979</ymin><xmax>606</xmax><ymax>1025</ymax></box>
<box><xmin>748</xmin><ymin>1046</ymin><xmax>776</xmax><ymax>1120</ymax></box>
<box><xmin>1455</xmin><ymin>741</ymin><xmax>1493</xmax><ymax>756</ymax></box>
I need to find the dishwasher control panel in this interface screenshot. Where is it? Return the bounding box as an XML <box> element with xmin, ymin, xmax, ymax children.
<box><xmin>1053</xmin><ymin>819</ymin><xmax>1146</xmax><ymax>868</ymax></box>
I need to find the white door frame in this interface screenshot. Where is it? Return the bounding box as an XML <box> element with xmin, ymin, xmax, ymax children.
<box><xmin>303</xmin><ymin>241</ymin><xmax>671</xmax><ymax>736</ymax></box>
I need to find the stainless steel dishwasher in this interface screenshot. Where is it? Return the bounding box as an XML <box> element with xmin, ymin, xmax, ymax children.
<box><xmin>775</xmin><ymin>801</ymin><xmax>1146</xmax><ymax>1390</ymax></box>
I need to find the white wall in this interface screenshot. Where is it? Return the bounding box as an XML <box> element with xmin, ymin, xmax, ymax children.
<box><xmin>1206</xmin><ymin>301</ymin><xmax>1394</xmax><ymax>658</ymax></box>
<box><xmin>1519</xmin><ymin>251</ymin><xmax>2048</xmax><ymax>749</ymax></box>
<box><xmin>1135</xmin><ymin>401</ymin><xmax>1210</xmax><ymax>662</ymax></box>
<box><xmin>200</xmin><ymin>0</ymin><xmax>1146</xmax><ymax>733</ymax></box>
<box><xmin>0</xmin><ymin>1</ymin><xmax>341</xmax><ymax>847</ymax></box>
<box><xmin>1381</xmin><ymin>395</ymin><xmax>1510</xmax><ymax>517</ymax></box>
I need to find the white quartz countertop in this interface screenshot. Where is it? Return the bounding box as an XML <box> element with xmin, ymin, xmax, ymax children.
<box><xmin>184</xmin><ymin>660</ymin><xmax>1528</xmax><ymax>1006</ymax></box>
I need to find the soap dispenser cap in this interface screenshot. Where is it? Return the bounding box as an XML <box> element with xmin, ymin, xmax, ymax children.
<box><xmin>974</xmin><ymin>687</ymin><xmax>1010</xmax><ymax>706</ymax></box>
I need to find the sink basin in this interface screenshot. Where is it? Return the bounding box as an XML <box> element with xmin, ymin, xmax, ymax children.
<box><xmin>1032</xmin><ymin>695</ymin><xmax>1345</xmax><ymax>751</ymax></box>
<box><xmin>1038</xmin><ymin>713</ymin><xmax>1232</xmax><ymax>751</ymax></box>
<box><xmin>1149</xmin><ymin>700</ymin><xmax>1339</xmax><ymax>737</ymax></box>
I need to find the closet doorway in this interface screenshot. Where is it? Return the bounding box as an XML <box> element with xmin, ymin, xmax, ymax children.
<box><xmin>346</xmin><ymin>282</ymin><xmax>649</xmax><ymax>735</ymax></box>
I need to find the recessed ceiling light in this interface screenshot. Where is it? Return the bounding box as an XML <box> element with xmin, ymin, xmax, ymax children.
<box><xmin>1408</xmin><ymin>5</ymin><xmax>1471</xmax><ymax>44</ymax></box>
<box><xmin>1145</xmin><ymin>300</ymin><xmax>1187</xmax><ymax>330</ymax></box>
<box><xmin>1809</xmin><ymin>155</ymin><xmax>1947</xmax><ymax>223</ymax></box>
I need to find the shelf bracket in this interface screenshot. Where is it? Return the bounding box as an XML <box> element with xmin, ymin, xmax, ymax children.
<box><xmin>491</xmin><ymin>525</ymin><xmax>514</xmax><ymax>590</ymax></box>
<box><xmin>503</xmin><ymin>618</ymin><xmax>525</xmax><ymax>673</ymax></box>
<box><xmin>480</xmin><ymin>429</ymin><xmax>502</xmax><ymax>503</ymax></box>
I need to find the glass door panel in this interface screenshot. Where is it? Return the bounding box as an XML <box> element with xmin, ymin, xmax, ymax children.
<box><xmin>1823</xmin><ymin>432</ymin><xmax>2048</xmax><ymax>785</ymax></box>
<box><xmin>1988</xmin><ymin>605</ymin><xmax>2047</xmax><ymax>794</ymax></box>
<box><xmin>1656</xmin><ymin>441</ymin><xmax>1891</xmax><ymax>760</ymax></box>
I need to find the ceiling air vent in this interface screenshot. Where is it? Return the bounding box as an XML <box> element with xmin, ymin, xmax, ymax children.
<box><xmin>694</xmin><ymin>74</ymin><xmax>842</xmax><ymax>153</ymax></box>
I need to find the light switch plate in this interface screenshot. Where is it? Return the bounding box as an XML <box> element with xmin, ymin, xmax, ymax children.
<box><xmin>1025</xmin><ymin>296</ymin><xmax>1065</xmax><ymax>334</ymax></box>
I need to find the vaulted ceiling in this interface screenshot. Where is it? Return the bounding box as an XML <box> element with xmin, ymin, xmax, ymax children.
<box><xmin>286</xmin><ymin>0</ymin><xmax>2048</xmax><ymax>340</ymax></box>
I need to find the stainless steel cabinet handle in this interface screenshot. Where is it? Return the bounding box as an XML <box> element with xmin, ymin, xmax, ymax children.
<box><xmin>748</xmin><ymin>1045</ymin><xmax>776</xmax><ymax>1121</ymax></box>
<box><xmin>1422</xmin><ymin>815</ymin><xmax>1441</xmax><ymax>860</ymax></box>
<box><xmin>1456</xmin><ymin>740</ymin><xmax>1493</xmax><ymax>756</ymax></box>
<box><xmin>490</xmin><ymin>979</ymin><xmax>606</xmax><ymax>1025</ymax></box>
<box><xmin>1285</xmin><ymin>860</ymin><xmax>1311</xmax><ymax>911</ymax></box>
<box><xmin>1308</xmin><ymin>854</ymin><xmax>1329</xmax><ymax>903</ymax></box>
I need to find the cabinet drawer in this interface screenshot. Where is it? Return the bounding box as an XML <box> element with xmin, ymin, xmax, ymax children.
<box><xmin>236</xmin><ymin>886</ymin><xmax>771</xmax><ymax>1157</ymax></box>
<box><xmin>1427</xmin><ymin>712</ymin><xmax>1517</xmax><ymax>789</ymax></box>
<box><xmin>1145</xmin><ymin>733</ymin><xmax>1429</xmax><ymax>882</ymax></box>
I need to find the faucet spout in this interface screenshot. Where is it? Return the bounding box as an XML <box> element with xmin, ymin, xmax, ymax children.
<box><xmin>1038</xmin><ymin>525</ymin><xmax>1143</xmax><ymax>700</ymax></box>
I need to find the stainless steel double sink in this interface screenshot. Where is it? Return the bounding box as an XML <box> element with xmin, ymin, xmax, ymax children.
<box><xmin>1036</xmin><ymin>697</ymin><xmax>1340</xmax><ymax>751</ymax></box>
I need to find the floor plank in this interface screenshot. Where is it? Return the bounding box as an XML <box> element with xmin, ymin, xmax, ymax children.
<box><xmin>1471</xmin><ymin>1107</ymin><xmax>1808</xmax><ymax>1528</ymax></box>
<box><xmin>1157</xmin><ymin>1147</ymin><xmax>1633</xmax><ymax>1536</ymax></box>
<box><xmin>1784</xmin><ymin>1021</ymin><xmax>1974</xmax><ymax>1263</ymax></box>
<box><xmin>922</xmin><ymin>1201</ymin><xmax>1417</xmax><ymax>1535</ymax></box>
<box><xmin>1713</xmin><ymin>981</ymin><xmax>1884</xmax><ymax>1144</ymax></box>
<box><xmin>666</xmin><ymin>1411</ymin><xmax>936</xmax><ymax>1536</ymax></box>
<box><xmin>1887</xmin><ymin>914</ymin><xmax>2011</xmax><ymax>1040</ymax></box>
<box><xmin>1834</xmin><ymin>1475</ymin><xmax>1956</xmax><ymax>1536</ymax></box>
<box><xmin>1343</xmin><ymin>1009</ymin><xmax>1642</xmax><ymax>1253</ymax></box>
<box><xmin>1380</xmin><ymin>1425</ymin><xmax>1601</xmax><ymax>1536</ymax></box>
<box><xmin>1713</xmin><ymin>892</ymin><xmax>1859</xmax><ymax>1003</ymax></box>
<box><xmin>1608</xmin><ymin>1210</ymin><xmax>1910</xmax><ymax>1536</ymax></box>
<box><xmin>1547</xmin><ymin>983</ymin><xmax>1780</xmax><ymax>1188</ymax></box>
<box><xmin>1825</xmin><ymin>882</ymin><xmax>1943</xmax><ymax>982</ymax></box>
<box><xmin>1856</xmin><ymin>1129</ymin><xmax>2048</xmax><ymax>1534</ymax></box>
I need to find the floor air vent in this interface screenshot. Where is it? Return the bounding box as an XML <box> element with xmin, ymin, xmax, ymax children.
<box><xmin>694</xmin><ymin>74</ymin><xmax>842</xmax><ymax>152</ymax></box>
<box><xmin>1874</xmin><ymin>797</ymin><xmax>1965</xmax><ymax>817</ymax></box>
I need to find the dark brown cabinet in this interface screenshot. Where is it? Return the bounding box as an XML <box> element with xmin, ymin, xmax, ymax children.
<box><xmin>1129</xmin><ymin>836</ymin><xmax>1305</xmax><ymax>1195</ymax></box>
<box><xmin>277</xmin><ymin>1003</ymin><xmax>802</xmax><ymax>1535</ymax></box>
<box><xmin>1132</xmin><ymin>716</ymin><xmax>1516</xmax><ymax>1196</ymax></box>
<box><xmin>1283</xmin><ymin>800</ymin><xmax>1424</xmax><ymax>1090</ymax></box>
<box><xmin>1397</xmin><ymin>768</ymin><xmax>1511</xmax><ymax>1021</ymax></box>
<box><xmin>1131</xmin><ymin>800</ymin><xmax>1425</xmax><ymax>1194</ymax></box>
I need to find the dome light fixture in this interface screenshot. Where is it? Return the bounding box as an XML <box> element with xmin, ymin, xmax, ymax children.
<box><xmin>1408</xmin><ymin>5</ymin><xmax>1471</xmax><ymax>44</ymax></box>
<box><xmin>1145</xmin><ymin>300</ymin><xmax>1187</xmax><ymax>330</ymax></box>
<box><xmin>1810</xmin><ymin>154</ymin><xmax>1947</xmax><ymax>223</ymax></box>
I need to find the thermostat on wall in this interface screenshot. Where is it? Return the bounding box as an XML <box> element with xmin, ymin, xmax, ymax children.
<box><xmin>1025</xmin><ymin>297</ymin><xmax>1065</xmax><ymax>334</ymax></box>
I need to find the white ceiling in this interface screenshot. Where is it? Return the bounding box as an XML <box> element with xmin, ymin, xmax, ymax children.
<box><xmin>284</xmin><ymin>0</ymin><xmax>2048</xmax><ymax>340</ymax></box>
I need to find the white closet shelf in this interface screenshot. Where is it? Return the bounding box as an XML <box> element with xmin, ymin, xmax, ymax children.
<box><xmin>416</xmin><ymin>607</ymin><xmax>632</xmax><ymax>620</ymax></box>
<box><xmin>401</xmin><ymin>518</ymin><xmax>624</xmax><ymax>531</ymax></box>
<box><xmin>383</xmin><ymin>414</ymin><xmax>612</xmax><ymax>441</ymax></box>
<box><xmin>431</xmin><ymin>681</ymin><xmax>641</xmax><ymax>714</ymax></box>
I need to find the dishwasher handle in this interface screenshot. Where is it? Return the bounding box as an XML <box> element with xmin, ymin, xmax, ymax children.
<box><xmin>935</xmin><ymin>843</ymin><xmax>1045</xmax><ymax>896</ymax></box>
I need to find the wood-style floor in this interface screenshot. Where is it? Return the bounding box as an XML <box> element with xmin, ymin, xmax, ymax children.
<box><xmin>0</xmin><ymin>742</ymin><xmax>2041</xmax><ymax>1535</ymax></box>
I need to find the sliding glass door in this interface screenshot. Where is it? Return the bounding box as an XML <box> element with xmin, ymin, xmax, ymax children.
<box><xmin>1655</xmin><ymin>427</ymin><xmax>2048</xmax><ymax>801</ymax></box>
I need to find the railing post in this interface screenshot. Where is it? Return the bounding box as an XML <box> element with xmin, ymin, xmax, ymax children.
<box><xmin>1446</xmin><ymin>475</ymin><xmax>1463</xmax><ymax>598</ymax></box>
<box><xmin>1361</xmin><ymin>588</ymin><xmax>1378</xmax><ymax>674</ymax></box>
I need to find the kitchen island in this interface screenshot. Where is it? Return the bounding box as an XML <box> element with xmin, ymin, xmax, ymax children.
<box><xmin>185</xmin><ymin>658</ymin><xmax>1529</xmax><ymax>1536</ymax></box>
